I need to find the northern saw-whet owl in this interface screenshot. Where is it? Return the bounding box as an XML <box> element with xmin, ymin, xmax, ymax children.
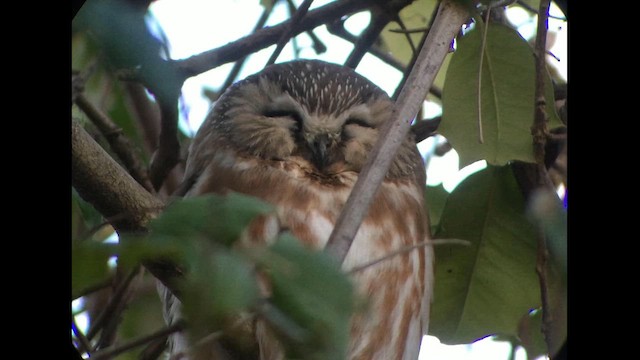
<box><xmin>159</xmin><ymin>59</ymin><xmax>433</xmax><ymax>360</ymax></box>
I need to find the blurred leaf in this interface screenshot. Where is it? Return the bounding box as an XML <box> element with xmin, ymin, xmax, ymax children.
<box><xmin>120</xmin><ymin>192</ymin><xmax>273</xmax><ymax>269</ymax></box>
<box><xmin>182</xmin><ymin>246</ymin><xmax>260</xmax><ymax>336</ymax></box>
<box><xmin>74</xmin><ymin>0</ymin><xmax>161</xmax><ymax>70</ymax></box>
<box><xmin>439</xmin><ymin>23</ymin><xmax>564</xmax><ymax>168</ymax></box>
<box><xmin>72</xmin><ymin>241</ymin><xmax>116</xmax><ymax>299</ymax></box>
<box><xmin>149</xmin><ymin>192</ymin><xmax>273</xmax><ymax>246</ymax></box>
<box><xmin>518</xmin><ymin>309</ymin><xmax>547</xmax><ymax>360</ymax></box>
<box><xmin>74</xmin><ymin>0</ymin><xmax>181</xmax><ymax>101</ymax></box>
<box><xmin>258</xmin><ymin>234</ymin><xmax>355</xmax><ymax>359</ymax></box>
<box><xmin>116</xmin><ymin>273</ymin><xmax>167</xmax><ymax>360</ymax></box>
<box><xmin>425</xmin><ymin>183</ymin><xmax>449</xmax><ymax>231</ymax></box>
<box><xmin>430</xmin><ymin>165</ymin><xmax>540</xmax><ymax>344</ymax></box>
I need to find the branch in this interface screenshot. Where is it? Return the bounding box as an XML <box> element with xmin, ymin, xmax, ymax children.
<box><xmin>173</xmin><ymin>0</ymin><xmax>388</xmax><ymax>78</ymax></box>
<box><xmin>529</xmin><ymin>1</ymin><xmax>566</xmax><ymax>357</ymax></box>
<box><xmin>123</xmin><ymin>83</ymin><xmax>161</xmax><ymax>157</ymax></box>
<box><xmin>72</xmin><ymin>119</ymin><xmax>162</xmax><ymax>231</ymax></box>
<box><xmin>91</xmin><ymin>321</ymin><xmax>185</xmax><ymax>360</ymax></box>
<box><xmin>348</xmin><ymin>238</ymin><xmax>470</xmax><ymax>274</ymax></box>
<box><xmin>344</xmin><ymin>7</ymin><xmax>394</xmax><ymax>69</ymax></box>
<box><xmin>215</xmin><ymin>4</ymin><xmax>276</xmax><ymax>99</ymax></box>
<box><xmin>411</xmin><ymin>116</ymin><xmax>441</xmax><ymax>143</ymax></box>
<box><xmin>75</xmin><ymin>94</ymin><xmax>155</xmax><ymax>193</ymax></box>
<box><xmin>72</xmin><ymin>119</ymin><xmax>184</xmax><ymax>298</ymax></box>
<box><xmin>326</xmin><ymin>19</ymin><xmax>407</xmax><ymax>72</ymax></box>
<box><xmin>266</xmin><ymin>0</ymin><xmax>315</xmax><ymax>66</ymax></box>
<box><xmin>87</xmin><ymin>266</ymin><xmax>142</xmax><ymax>344</ymax></box>
<box><xmin>391</xmin><ymin>3</ymin><xmax>444</xmax><ymax>101</ymax></box>
<box><xmin>148</xmin><ymin>92</ymin><xmax>181</xmax><ymax>192</ymax></box>
<box><xmin>324</xmin><ymin>0</ymin><xmax>470</xmax><ymax>264</ymax></box>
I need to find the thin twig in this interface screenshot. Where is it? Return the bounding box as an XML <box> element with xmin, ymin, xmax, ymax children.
<box><xmin>91</xmin><ymin>321</ymin><xmax>185</xmax><ymax>360</ymax></box>
<box><xmin>72</xmin><ymin>316</ymin><xmax>93</xmax><ymax>356</ymax></box>
<box><xmin>266</xmin><ymin>0</ymin><xmax>314</xmax><ymax>66</ymax></box>
<box><xmin>532</xmin><ymin>3</ymin><xmax>550</xmax><ymax>164</ymax></box>
<box><xmin>411</xmin><ymin>116</ymin><xmax>441</xmax><ymax>143</ymax></box>
<box><xmin>138</xmin><ymin>335</ymin><xmax>169</xmax><ymax>360</ymax></box>
<box><xmin>75</xmin><ymin>94</ymin><xmax>156</xmax><ymax>193</ymax></box>
<box><xmin>174</xmin><ymin>0</ymin><xmax>377</xmax><ymax>78</ymax></box>
<box><xmin>285</xmin><ymin>0</ymin><xmax>327</xmax><ymax>54</ymax></box>
<box><xmin>324</xmin><ymin>0</ymin><xmax>470</xmax><ymax>264</ymax></box>
<box><xmin>532</xmin><ymin>1</ymin><xmax>562</xmax><ymax>356</ymax></box>
<box><xmin>87</xmin><ymin>266</ymin><xmax>142</xmax><ymax>342</ymax></box>
<box><xmin>168</xmin><ymin>313</ymin><xmax>255</xmax><ymax>360</ymax></box>
<box><xmin>73</xmin><ymin>275</ymin><xmax>114</xmax><ymax>300</ymax></box>
<box><xmin>348</xmin><ymin>239</ymin><xmax>470</xmax><ymax>274</ymax></box>
<box><xmin>344</xmin><ymin>8</ymin><xmax>393</xmax><ymax>69</ymax></box>
<box><xmin>148</xmin><ymin>92</ymin><xmax>182</xmax><ymax>192</ymax></box>
<box><xmin>71</xmin><ymin>60</ymin><xmax>98</xmax><ymax>105</ymax></box>
<box><xmin>393</xmin><ymin>15</ymin><xmax>418</xmax><ymax>55</ymax></box>
<box><xmin>516</xmin><ymin>0</ymin><xmax>566</xmax><ymax>20</ymax></box>
<box><xmin>217</xmin><ymin>5</ymin><xmax>275</xmax><ymax>99</ymax></box>
<box><xmin>326</xmin><ymin>19</ymin><xmax>407</xmax><ymax>72</ymax></box>
<box><xmin>388</xmin><ymin>26</ymin><xmax>430</xmax><ymax>34</ymax></box>
<box><xmin>391</xmin><ymin>3</ymin><xmax>442</xmax><ymax>101</ymax></box>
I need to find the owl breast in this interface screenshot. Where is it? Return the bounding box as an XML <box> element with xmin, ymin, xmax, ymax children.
<box><xmin>188</xmin><ymin>147</ymin><xmax>428</xmax><ymax>360</ymax></box>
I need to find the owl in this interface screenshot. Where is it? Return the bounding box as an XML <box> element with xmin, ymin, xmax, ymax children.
<box><xmin>159</xmin><ymin>60</ymin><xmax>433</xmax><ymax>360</ymax></box>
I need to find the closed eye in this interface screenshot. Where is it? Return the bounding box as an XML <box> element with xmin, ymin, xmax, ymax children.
<box><xmin>344</xmin><ymin>117</ymin><xmax>373</xmax><ymax>129</ymax></box>
<box><xmin>263</xmin><ymin>109</ymin><xmax>303</xmax><ymax>131</ymax></box>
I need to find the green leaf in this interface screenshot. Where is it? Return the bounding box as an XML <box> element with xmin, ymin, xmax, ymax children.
<box><xmin>258</xmin><ymin>234</ymin><xmax>355</xmax><ymax>359</ymax></box>
<box><xmin>440</xmin><ymin>23</ymin><xmax>563</xmax><ymax>168</ymax></box>
<box><xmin>119</xmin><ymin>192</ymin><xmax>273</xmax><ymax>274</ymax></box>
<box><xmin>182</xmin><ymin>247</ymin><xmax>260</xmax><ymax>334</ymax></box>
<box><xmin>149</xmin><ymin>192</ymin><xmax>273</xmax><ymax>247</ymax></box>
<box><xmin>425</xmin><ymin>183</ymin><xmax>449</xmax><ymax>231</ymax></box>
<box><xmin>72</xmin><ymin>241</ymin><xmax>116</xmax><ymax>299</ymax></box>
<box><xmin>429</xmin><ymin>165</ymin><xmax>540</xmax><ymax>344</ymax></box>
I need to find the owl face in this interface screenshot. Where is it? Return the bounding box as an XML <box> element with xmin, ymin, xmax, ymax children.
<box><xmin>208</xmin><ymin>60</ymin><xmax>423</xmax><ymax>182</ymax></box>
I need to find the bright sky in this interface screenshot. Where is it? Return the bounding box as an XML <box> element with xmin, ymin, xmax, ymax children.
<box><xmin>141</xmin><ymin>1</ymin><xmax>567</xmax><ymax>358</ymax></box>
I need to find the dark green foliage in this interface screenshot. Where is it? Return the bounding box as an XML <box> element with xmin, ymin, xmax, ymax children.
<box><xmin>429</xmin><ymin>165</ymin><xmax>540</xmax><ymax>344</ymax></box>
<box><xmin>440</xmin><ymin>23</ymin><xmax>563</xmax><ymax>168</ymax></box>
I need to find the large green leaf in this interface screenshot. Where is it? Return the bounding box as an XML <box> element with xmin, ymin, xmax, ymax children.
<box><xmin>440</xmin><ymin>23</ymin><xmax>563</xmax><ymax>168</ymax></box>
<box><xmin>425</xmin><ymin>183</ymin><xmax>449</xmax><ymax>231</ymax></box>
<box><xmin>429</xmin><ymin>165</ymin><xmax>540</xmax><ymax>344</ymax></box>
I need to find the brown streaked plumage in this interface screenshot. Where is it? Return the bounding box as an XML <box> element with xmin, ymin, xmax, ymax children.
<box><xmin>160</xmin><ymin>60</ymin><xmax>433</xmax><ymax>360</ymax></box>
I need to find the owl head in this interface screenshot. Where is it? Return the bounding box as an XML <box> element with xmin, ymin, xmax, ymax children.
<box><xmin>191</xmin><ymin>60</ymin><xmax>424</xmax><ymax>183</ymax></box>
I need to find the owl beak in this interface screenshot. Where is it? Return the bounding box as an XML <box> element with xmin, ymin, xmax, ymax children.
<box><xmin>309</xmin><ymin>134</ymin><xmax>330</xmax><ymax>170</ymax></box>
